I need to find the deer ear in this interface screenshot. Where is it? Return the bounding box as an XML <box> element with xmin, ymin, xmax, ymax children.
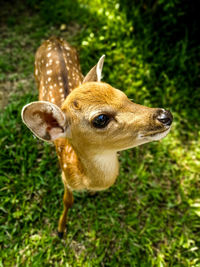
<box><xmin>83</xmin><ymin>55</ymin><xmax>105</xmax><ymax>83</ymax></box>
<box><xmin>21</xmin><ymin>101</ymin><xmax>70</xmax><ymax>141</ymax></box>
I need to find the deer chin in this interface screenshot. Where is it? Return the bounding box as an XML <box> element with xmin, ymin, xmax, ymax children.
<box><xmin>139</xmin><ymin>127</ymin><xmax>171</xmax><ymax>142</ymax></box>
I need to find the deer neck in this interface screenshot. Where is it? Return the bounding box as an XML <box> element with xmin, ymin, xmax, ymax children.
<box><xmin>74</xmin><ymin>146</ymin><xmax>119</xmax><ymax>190</ymax></box>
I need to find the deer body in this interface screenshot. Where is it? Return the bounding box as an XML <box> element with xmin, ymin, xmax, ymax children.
<box><xmin>34</xmin><ymin>37</ymin><xmax>118</xmax><ymax>192</ymax></box>
<box><xmin>22</xmin><ymin>37</ymin><xmax>173</xmax><ymax>237</ymax></box>
<box><xmin>35</xmin><ymin>37</ymin><xmax>83</xmax><ymax>105</ymax></box>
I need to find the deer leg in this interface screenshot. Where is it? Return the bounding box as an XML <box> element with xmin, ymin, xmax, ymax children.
<box><xmin>58</xmin><ymin>186</ymin><xmax>74</xmax><ymax>238</ymax></box>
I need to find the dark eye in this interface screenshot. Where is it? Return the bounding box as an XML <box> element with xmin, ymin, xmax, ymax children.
<box><xmin>92</xmin><ymin>114</ymin><xmax>110</xmax><ymax>128</ymax></box>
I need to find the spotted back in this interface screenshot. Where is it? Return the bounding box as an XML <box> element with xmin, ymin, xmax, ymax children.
<box><xmin>34</xmin><ymin>37</ymin><xmax>83</xmax><ymax>107</ymax></box>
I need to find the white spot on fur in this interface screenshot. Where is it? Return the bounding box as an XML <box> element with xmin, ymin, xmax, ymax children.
<box><xmin>47</xmin><ymin>69</ymin><xmax>52</xmax><ymax>75</ymax></box>
<box><xmin>65</xmin><ymin>147</ymin><xmax>70</xmax><ymax>153</ymax></box>
<box><xmin>47</xmin><ymin>52</ymin><xmax>51</xmax><ymax>57</ymax></box>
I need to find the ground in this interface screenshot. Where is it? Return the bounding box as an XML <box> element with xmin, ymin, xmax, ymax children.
<box><xmin>0</xmin><ymin>0</ymin><xmax>200</xmax><ymax>266</ymax></box>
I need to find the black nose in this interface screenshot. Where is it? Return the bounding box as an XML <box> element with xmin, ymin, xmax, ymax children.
<box><xmin>157</xmin><ymin>109</ymin><xmax>173</xmax><ymax>126</ymax></box>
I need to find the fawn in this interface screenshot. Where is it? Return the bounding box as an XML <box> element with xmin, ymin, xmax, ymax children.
<box><xmin>21</xmin><ymin>37</ymin><xmax>173</xmax><ymax>238</ymax></box>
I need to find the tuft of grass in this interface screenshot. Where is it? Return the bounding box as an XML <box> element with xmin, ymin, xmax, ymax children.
<box><xmin>0</xmin><ymin>0</ymin><xmax>200</xmax><ymax>266</ymax></box>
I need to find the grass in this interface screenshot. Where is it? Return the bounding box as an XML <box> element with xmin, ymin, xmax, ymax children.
<box><xmin>0</xmin><ymin>0</ymin><xmax>200</xmax><ymax>266</ymax></box>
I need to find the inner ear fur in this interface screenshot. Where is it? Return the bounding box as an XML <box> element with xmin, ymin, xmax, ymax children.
<box><xmin>21</xmin><ymin>101</ymin><xmax>67</xmax><ymax>141</ymax></box>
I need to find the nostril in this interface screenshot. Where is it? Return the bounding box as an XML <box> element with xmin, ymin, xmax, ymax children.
<box><xmin>157</xmin><ymin>117</ymin><xmax>171</xmax><ymax>125</ymax></box>
<box><xmin>157</xmin><ymin>110</ymin><xmax>173</xmax><ymax>126</ymax></box>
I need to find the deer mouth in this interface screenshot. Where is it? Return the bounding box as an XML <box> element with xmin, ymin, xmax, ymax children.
<box><xmin>140</xmin><ymin>127</ymin><xmax>171</xmax><ymax>141</ymax></box>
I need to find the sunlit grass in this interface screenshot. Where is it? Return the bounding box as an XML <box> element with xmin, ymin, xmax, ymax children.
<box><xmin>0</xmin><ymin>0</ymin><xmax>199</xmax><ymax>266</ymax></box>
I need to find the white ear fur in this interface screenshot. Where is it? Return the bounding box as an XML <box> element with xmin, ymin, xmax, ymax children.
<box><xmin>96</xmin><ymin>55</ymin><xmax>105</xmax><ymax>81</ymax></box>
<box><xmin>21</xmin><ymin>101</ymin><xmax>70</xmax><ymax>141</ymax></box>
<box><xmin>83</xmin><ymin>55</ymin><xmax>105</xmax><ymax>83</ymax></box>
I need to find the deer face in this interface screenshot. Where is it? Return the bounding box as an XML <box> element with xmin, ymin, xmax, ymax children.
<box><xmin>61</xmin><ymin>82</ymin><xmax>173</xmax><ymax>152</ymax></box>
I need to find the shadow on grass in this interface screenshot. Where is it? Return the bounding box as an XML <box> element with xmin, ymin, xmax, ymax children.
<box><xmin>119</xmin><ymin>0</ymin><xmax>200</xmax><ymax>137</ymax></box>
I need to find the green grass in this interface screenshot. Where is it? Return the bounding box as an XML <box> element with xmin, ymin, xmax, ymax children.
<box><xmin>0</xmin><ymin>0</ymin><xmax>200</xmax><ymax>266</ymax></box>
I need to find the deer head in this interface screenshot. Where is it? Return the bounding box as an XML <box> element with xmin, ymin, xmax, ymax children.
<box><xmin>22</xmin><ymin>77</ymin><xmax>172</xmax><ymax>155</ymax></box>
